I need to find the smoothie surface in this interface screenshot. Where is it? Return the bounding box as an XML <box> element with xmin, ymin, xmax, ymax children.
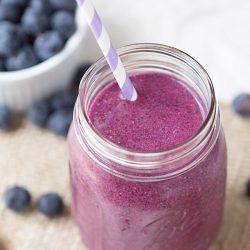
<box><xmin>88</xmin><ymin>72</ymin><xmax>203</xmax><ymax>152</ymax></box>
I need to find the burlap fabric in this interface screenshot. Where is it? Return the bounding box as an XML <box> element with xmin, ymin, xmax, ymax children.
<box><xmin>0</xmin><ymin>103</ymin><xmax>249</xmax><ymax>250</ymax></box>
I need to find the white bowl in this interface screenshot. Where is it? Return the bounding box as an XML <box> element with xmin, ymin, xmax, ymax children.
<box><xmin>0</xmin><ymin>9</ymin><xmax>87</xmax><ymax>111</ymax></box>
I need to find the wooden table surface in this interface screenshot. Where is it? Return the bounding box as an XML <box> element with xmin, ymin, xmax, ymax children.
<box><xmin>0</xmin><ymin>103</ymin><xmax>249</xmax><ymax>250</ymax></box>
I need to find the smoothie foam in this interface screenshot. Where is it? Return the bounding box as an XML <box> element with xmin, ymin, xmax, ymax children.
<box><xmin>89</xmin><ymin>72</ymin><xmax>203</xmax><ymax>151</ymax></box>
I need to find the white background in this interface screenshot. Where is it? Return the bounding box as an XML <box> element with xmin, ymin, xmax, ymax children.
<box><xmin>83</xmin><ymin>0</ymin><xmax>250</xmax><ymax>103</ymax></box>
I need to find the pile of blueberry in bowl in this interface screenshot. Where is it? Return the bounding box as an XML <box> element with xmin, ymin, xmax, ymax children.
<box><xmin>0</xmin><ymin>0</ymin><xmax>77</xmax><ymax>71</ymax></box>
<box><xmin>0</xmin><ymin>0</ymin><xmax>87</xmax><ymax>111</ymax></box>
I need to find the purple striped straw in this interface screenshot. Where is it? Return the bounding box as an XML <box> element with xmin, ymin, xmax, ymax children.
<box><xmin>76</xmin><ymin>0</ymin><xmax>138</xmax><ymax>101</ymax></box>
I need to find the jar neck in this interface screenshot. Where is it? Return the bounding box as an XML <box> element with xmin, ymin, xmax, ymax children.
<box><xmin>73</xmin><ymin>43</ymin><xmax>220</xmax><ymax>181</ymax></box>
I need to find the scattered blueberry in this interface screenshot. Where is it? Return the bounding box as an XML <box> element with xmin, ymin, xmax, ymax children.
<box><xmin>48</xmin><ymin>0</ymin><xmax>76</xmax><ymax>12</ymax></box>
<box><xmin>0</xmin><ymin>22</ymin><xmax>22</xmax><ymax>57</ymax></box>
<box><xmin>5</xmin><ymin>46</ymin><xmax>38</xmax><ymax>71</ymax></box>
<box><xmin>4</xmin><ymin>186</ymin><xmax>31</xmax><ymax>212</ymax></box>
<box><xmin>34</xmin><ymin>31</ymin><xmax>64</xmax><ymax>61</ymax></box>
<box><xmin>47</xmin><ymin>109</ymin><xmax>72</xmax><ymax>136</ymax></box>
<box><xmin>29</xmin><ymin>0</ymin><xmax>52</xmax><ymax>14</ymax></box>
<box><xmin>232</xmin><ymin>93</ymin><xmax>250</xmax><ymax>116</ymax></box>
<box><xmin>0</xmin><ymin>3</ymin><xmax>23</xmax><ymax>23</ymax></box>
<box><xmin>0</xmin><ymin>106</ymin><xmax>11</xmax><ymax>130</ymax></box>
<box><xmin>2</xmin><ymin>0</ymin><xmax>29</xmax><ymax>8</ymax></box>
<box><xmin>27</xmin><ymin>101</ymin><xmax>51</xmax><ymax>127</ymax></box>
<box><xmin>36</xmin><ymin>193</ymin><xmax>64</xmax><ymax>217</ymax></box>
<box><xmin>246</xmin><ymin>179</ymin><xmax>250</xmax><ymax>198</ymax></box>
<box><xmin>51</xmin><ymin>11</ymin><xmax>76</xmax><ymax>41</ymax></box>
<box><xmin>72</xmin><ymin>63</ymin><xmax>93</xmax><ymax>87</ymax></box>
<box><xmin>21</xmin><ymin>7</ymin><xmax>50</xmax><ymax>36</ymax></box>
<box><xmin>0</xmin><ymin>57</ymin><xmax>5</xmax><ymax>71</ymax></box>
<box><xmin>49</xmin><ymin>90</ymin><xmax>77</xmax><ymax>111</ymax></box>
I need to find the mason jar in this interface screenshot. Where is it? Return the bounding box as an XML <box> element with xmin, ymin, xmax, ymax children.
<box><xmin>67</xmin><ymin>43</ymin><xmax>227</xmax><ymax>250</ymax></box>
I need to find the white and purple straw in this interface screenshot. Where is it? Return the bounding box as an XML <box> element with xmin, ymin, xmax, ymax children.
<box><xmin>76</xmin><ymin>0</ymin><xmax>138</xmax><ymax>101</ymax></box>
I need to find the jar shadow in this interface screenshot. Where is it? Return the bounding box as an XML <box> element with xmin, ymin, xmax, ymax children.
<box><xmin>211</xmin><ymin>189</ymin><xmax>250</xmax><ymax>249</ymax></box>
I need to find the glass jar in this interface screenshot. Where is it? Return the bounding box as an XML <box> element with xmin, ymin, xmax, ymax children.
<box><xmin>68</xmin><ymin>43</ymin><xmax>227</xmax><ymax>250</ymax></box>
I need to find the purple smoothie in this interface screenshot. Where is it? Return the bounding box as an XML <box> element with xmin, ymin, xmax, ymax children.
<box><xmin>89</xmin><ymin>73</ymin><xmax>203</xmax><ymax>151</ymax></box>
<box><xmin>68</xmin><ymin>72</ymin><xmax>227</xmax><ymax>250</ymax></box>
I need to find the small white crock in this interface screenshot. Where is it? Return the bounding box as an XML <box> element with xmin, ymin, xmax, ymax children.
<box><xmin>0</xmin><ymin>9</ymin><xmax>88</xmax><ymax>111</ymax></box>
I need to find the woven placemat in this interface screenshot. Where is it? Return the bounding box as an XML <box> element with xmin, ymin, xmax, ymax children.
<box><xmin>0</xmin><ymin>103</ymin><xmax>249</xmax><ymax>250</ymax></box>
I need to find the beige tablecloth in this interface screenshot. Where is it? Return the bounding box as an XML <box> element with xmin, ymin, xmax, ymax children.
<box><xmin>0</xmin><ymin>103</ymin><xmax>249</xmax><ymax>250</ymax></box>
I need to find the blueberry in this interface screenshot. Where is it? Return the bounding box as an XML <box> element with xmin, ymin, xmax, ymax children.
<box><xmin>47</xmin><ymin>109</ymin><xmax>72</xmax><ymax>136</ymax></box>
<box><xmin>34</xmin><ymin>31</ymin><xmax>64</xmax><ymax>61</ymax></box>
<box><xmin>232</xmin><ymin>93</ymin><xmax>250</xmax><ymax>116</ymax></box>
<box><xmin>72</xmin><ymin>63</ymin><xmax>93</xmax><ymax>87</ymax></box>
<box><xmin>18</xmin><ymin>25</ymin><xmax>34</xmax><ymax>45</ymax></box>
<box><xmin>51</xmin><ymin>11</ymin><xmax>76</xmax><ymax>40</ymax></box>
<box><xmin>27</xmin><ymin>101</ymin><xmax>51</xmax><ymax>127</ymax></box>
<box><xmin>0</xmin><ymin>106</ymin><xmax>11</xmax><ymax>130</ymax></box>
<box><xmin>30</xmin><ymin>0</ymin><xmax>52</xmax><ymax>14</ymax></box>
<box><xmin>4</xmin><ymin>186</ymin><xmax>31</xmax><ymax>212</ymax></box>
<box><xmin>5</xmin><ymin>46</ymin><xmax>38</xmax><ymax>71</ymax></box>
<box><xmin>0</xmin><ymin>3</ymin><xmax>23</xmax><ymax>23</ymax></box>
<box><xmin>246</xmin><ymin>179</ymin><xmax>250</xmax><ymax>197</ymax></box>
<box><xmin>49</xmin><ymin>90</ymin><xmax>77</xmax><ymax>111</ymax></box>
<box><xmin>48</xmin><ymin>0</ymin><xmax>76</xmax><ymax>12</ymax></box>
<box><xmin>0</xmin><ymin>22</ymin><xmax>22</xmax><ymax>57</ymax></box>
<box><xmin>36</xmin><ymin>193</ymin><xmax>64</xmax><ymax>217</ymax></box>
<box><xmin>2</xmin><ymin>0</ymin><xmax>29</xmax><ymax>8</ymax></box>
<box><xmin>21</xmin><ymin>7</ymin><xmax>50</xmax><ymax>36</ymax></box>
<box><xmin>0</xmin><ymin>57</ymin><xmax>5</xmax><ymax>71</ymax></box>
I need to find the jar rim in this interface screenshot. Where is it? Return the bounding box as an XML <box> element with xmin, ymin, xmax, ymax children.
<box><xmin>74</xmin><ymin>43</ymin><xmax>219</xmax><ymax>179</ymax></box>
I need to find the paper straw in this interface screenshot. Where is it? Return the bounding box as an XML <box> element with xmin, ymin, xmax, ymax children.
<box><xmin>76</xmin><ymin>0</ymin><xmax>138</xmax><ymax>101</ymax></box>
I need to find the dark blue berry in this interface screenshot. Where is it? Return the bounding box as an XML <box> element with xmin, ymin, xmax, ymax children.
<box><xmin>36</xmin><ymin>193</ymin><xmax>64</xmax><ymax>217</ymax></box>
<box><xmin>30</xmin><ymin>0</ymin><xmax>52</xmax><ymax>14</ymax></box>
<box><xmin>47</xmin><ymin>109</ymin><xmax>72</xmax><ymax>136</ymax></box>
<box><xmin>27</xmin><ymin>101</ymin><xmax>51</xmax><ymax>127</ymax></box>
<box><xmin>48</xmin><ymin>0</ymin><xmax>76</xmax><ymax>12</ymax></box>
<box><xmin>232</xmin><ymin>93</ymin><xmax>250</xmax><ymax>116</ymax></box>
<box><xmin>34</xmin><ymin>31</ymin><xmax>64</xmax><ymax>61</ymax></box>
<box><xmin>4</xmin><ymin>186</ymin><xmax>31</xmax><ymax>212</ymax></box>
<box><xmin>246</xmin><ymin>179</ymin><xmax>250</xmax><ymax>197</ymax></box>
<box><xmin>0</xmin><ymin>106</ymin><xmax>11</xmax><ymax>130</ymax></box>
<box><xmin>0</xmin><ymin>3</ymin><xmax>23</xmax><ymax>23</ymax></box>
<box><xmin>49</xmin><ymin>90</ymin><xmax>77</xmax><ymax>111</ymax></box>
<box><xmin>0</xmin><ymin>22</ymin><xmax>22</xmax><ymax>57</ymax></box>
<box><xmin>18</xmin><ymin>25</ymin><xmax>34</xmax><ymax>45</ymax></box>
<box><xmin>21</xmin><ymin>7</ymin><xmax>50</xmax><ymax>36</ymax></box>
<box><xmin>0</xmin><ymin>57</ymin><xmax>5</xmax><ymax>71</ymax></box>
<box><xmin>72</xmin><ymin>63</ymin><xmax>93</xmax><ymax>87</ymax></box>
<box><xmin>5</xmin><ymin>46</ymin><xmax>38</xmax><ymax>71</ymax></box>
<box><xmin>2</xmin><ymin>0</ymin><xmax>29</xmax><ymax>8</ymax></box>
<box><xmin>51</xmin><ymin>11</ymin><xmax>76</xmax><ymax>41</ymax></box>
